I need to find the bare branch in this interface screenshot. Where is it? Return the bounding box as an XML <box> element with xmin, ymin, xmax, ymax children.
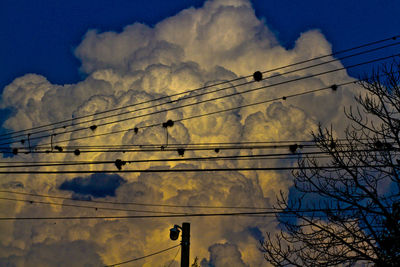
<box><xmin>264</xmin><ymin>60</ymin><xmax>400</xmax><ymax>266</ymax></box>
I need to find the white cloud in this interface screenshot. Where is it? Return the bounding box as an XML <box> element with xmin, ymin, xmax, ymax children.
<box><xmin>0</xmin><ymin>240</ymin><xmax>103</xmax><ymax>267</ymax></box>
<box><xmin>201</xmin><ymin>243</ymin><xmax>248</xmax><ymax>267</ymax></box>
<box><xmin>0</xmin><ymin>0</ymin><xmax>361</xmax><ymax>265</ymax></box>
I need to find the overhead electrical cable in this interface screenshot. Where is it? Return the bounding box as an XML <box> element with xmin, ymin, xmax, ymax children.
<box><xmin>166</xmin><ymin>246</ymin><xmax>181</xmax><ymax>267</ymax></box>
<box><xmin>0</xmin><ymin>140</ymin><xmax>316</xmax><ymax>150</ymax></box>
<box><xmin>103</xmin><ymin>244</ymin><xmax>181</xmax><ymax>267</ymax></box>
<box><xmin>0</xmin><ymin>207</ymin><xmax>386</xmax><ymax>221</ymax></box>
<box><xmin>0</xmin><ymin>193</ymin><xmax>383</xmax><ymax>213</ymax></box>
<box><xmin>0</xmin><ymin>190</ymin><xmax>274</xmax><ymax>209</ymax></box>
<box><xmin>0</xmin><ymin>149</ymin><xmax>392</xmax><ymax>168</ymax></box>
<box><xmin>0</xmin><ymin>152</ymin><xmax>306</xmax><ymax>167</ymax></box>
<box><xmin>26</xmin><ymin>137</ymin><xmax>392</xmax><ymax>147</ymax></box>
<box><xmin>1</xmin><ymin>42</ymin><xmax>399</xmax><ymax>149</ymax></box>
<box><xmin>2</xmin><ymin>40</ymin><xmax>392</xmax><ymax>141</ymax></box>
<box><xmin>6</xmin><ymin>143</ymin><xmax>321</xmax><ymax>154</ymax></box>
<box><xmin>128</xmin><ymin>54</ymin><xmax>400</xmax><ymax>128</ymax></box>
<box><xmin>29</xmin><ymin>54</ymin><xmax>400</xmax><ymax>148</ymax></box>
<box><xmin>0</xmin><ymin>139</ymin><xmax>323</xmax><ymax>152</ymax></box>
<box><xmin>1</xmin><ymin>34</ymin><xmax>398</xmax><ymax>141</ymax></box>
<box><xmin>11</xmin><ymin>53</ymin><xmax>399</xmax><ymax>150</ymax></box>
<box><xmin>0</xmin><ymin>164</ymin><xmax>395</xmax><ymax>174</ymax></box>
<box><xmin>2</xmin><ymin>137</ymin><xmax>392</xmax><ymax>153</ymax></box>
<box><xmin>33</xmin><ymin>61</ymin><xmax>397</xmax><ymax>148</ymax></box>
<box><xmin>0</xmin><ymin>196</ymin><xmax>274</xmax><ymax>213</ymax></box>
<box><xmin>0</xmin><ymin>196</ymin><xmax>189</xmax><ymax>214</ymax></box>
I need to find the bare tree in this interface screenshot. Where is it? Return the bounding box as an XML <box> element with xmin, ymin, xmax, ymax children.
<box><xmin>263</xmin><ymin>60</ymin><xmax>400</xmax><ymax>266</ymax></box>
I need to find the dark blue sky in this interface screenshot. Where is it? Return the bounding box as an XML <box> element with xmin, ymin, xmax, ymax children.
<box><xmin>1</xmin><ymin>0</ymin><xmax>399</xmax><ymax>92</ymax></box>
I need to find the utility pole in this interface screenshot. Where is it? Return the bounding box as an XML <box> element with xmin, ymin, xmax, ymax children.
<box><xmin>181</xmin><ymin>222</ymin><xmax>190</xmax><ymax>267</ymax></box>
<box><xmin>169</xmin><ymin>222</ymin><xmax>190</xmax><ymax>267</ymax></box>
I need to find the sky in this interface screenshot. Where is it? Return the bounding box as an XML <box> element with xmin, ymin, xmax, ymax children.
<box><xmin>0</xmin><ymin>0</ymin><xmax>399</xmax><ymax>266</ymax></box>
<box><xmin>1</xmin><ymin>0</ymin><xmax>399</xmax><ymax>92</ymax></box>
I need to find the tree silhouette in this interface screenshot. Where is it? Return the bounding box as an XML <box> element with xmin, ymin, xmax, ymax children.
<box><xmin>263</xmin><ymin>60</ymin><xmax>400</xmax><ymax>266</ymax></box>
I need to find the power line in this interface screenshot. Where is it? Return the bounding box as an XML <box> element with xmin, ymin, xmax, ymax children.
<box><xmin>15</xmin><ymin>52</ymin><xmax>397</xmax><ymax>149</ymax></box>
<box><xmin>4</xmin><ymin>142</ymin><xmax>392</xmax><ymax>155</ymax></box>
<box><xmin>3</xmin><ymin>40</ymin><xmax>396</xmax><ymax>143</ymax></box>
<box><xmin>103</xmin><ymin>244</ymin><xmax>180</xmax><ymax>267</ymax></box>
<box><xmin>4</xmin><ymin>139</ymin><xmax>318</xmax><ymax>150</ymax></box>
<box><xmin>0</xmin><ymin>212</ymin><xmax>279</xmax><ymax>221</ymax></box>
<box><xmin>2</xmin><ymin>46</ymin><xmax>399</xmax><ymax>148</ymax></box>
<box><xmin>140</xmin><ymin>54</ymin><xmax>398</xmax><ymax>127</ymax></box>
<box><xmin>0</xmin><ymin>152</ymin><xmax>305</xmax><ymax>167</ymax></box>
<box><xmin>1</xmin><ymin>143</ymin><xmax>322</xmax><ymax>153</ymax></box>
<box><xmin>4</xmin><ymin>137</ymin><xmax>393</xmax><ymax>154</ymax></box>
<box><xmin>0</xmin><ymin>207</ymin><xmax>381</xmax><ymax>221</ymax></box>
<box><xmin>2</xmin><ymin>137</ymin><xmax>385</xmax><ymax>150</ymax></box>
<box><xmin>0</xmin><ymin>190</ymin><xmax>273</xmax><ymax>209</ymax></box>
<box><xmin>8</xmin><ymin>80</ymin><xmax>354</xmax><ymax>148</ymax></box>
<box><xmin>2</xmin><ymin>35</ymin><xmax>398</xmax><ymax>141</ymax></box>
<box><xmin>0</xmin><ymin>164</ymin><xmax>395</xmax><ymax>174</ymax></box>
<box><xmin>0</xmin><ymin>196</ymin><xmax>190</xmax><ymax>214</ymax></box>
<box><xmin>0</xmin><ymin>149</ymin><xmax>393</xmax><ymax>169</ymax></box>
<box><xmin>0</xmin><ymin>194</ymin><xmax>381</xmax><ymax>214</ymax></box>
<box><xmin>167</xmin><ymin>246</ymin><xmax>181</xmax><ymax>267</ymax></box>
<box><xmin>2</xmin><ymin>189</ymin><xmax>393</xmax><ymax>211</ymax></box>
<box><xmin>5</xmin><ymin>144</ymin><xmax>321</xmax><ymax>155</ymax></box>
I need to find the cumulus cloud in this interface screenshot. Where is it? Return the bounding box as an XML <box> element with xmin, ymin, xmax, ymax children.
<box><xmin>0</xmin><ymin>0</ymin><xmax>361</xmax><ymax>265</ymax></box>
<box><xmin>201</xmin><ymin>243</ymin><xmax>248</xmax><ymax>267</ymax></box>
<box><xmin>0</xmin><ymin>240</ymin><xmax>103</xmax><ymax>267</ymax></box>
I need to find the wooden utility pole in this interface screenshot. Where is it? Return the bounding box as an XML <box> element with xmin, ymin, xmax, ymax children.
<box><xmin>181</xmin><ymin>222</ymin><xmax>190</xmax><ymax>267</ymax></box>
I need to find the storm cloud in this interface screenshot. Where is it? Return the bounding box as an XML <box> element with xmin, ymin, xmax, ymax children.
<box><xmin>0</xmin><ymin>0</ymin><xmax>360</xmax><ymax>265</ymax></box>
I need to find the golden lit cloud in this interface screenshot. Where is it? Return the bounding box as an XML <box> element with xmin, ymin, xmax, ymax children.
<box><xmin>0</xmin><ymin>0</ymin><xmax>362</xmax><ymax>265</ymax></box>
